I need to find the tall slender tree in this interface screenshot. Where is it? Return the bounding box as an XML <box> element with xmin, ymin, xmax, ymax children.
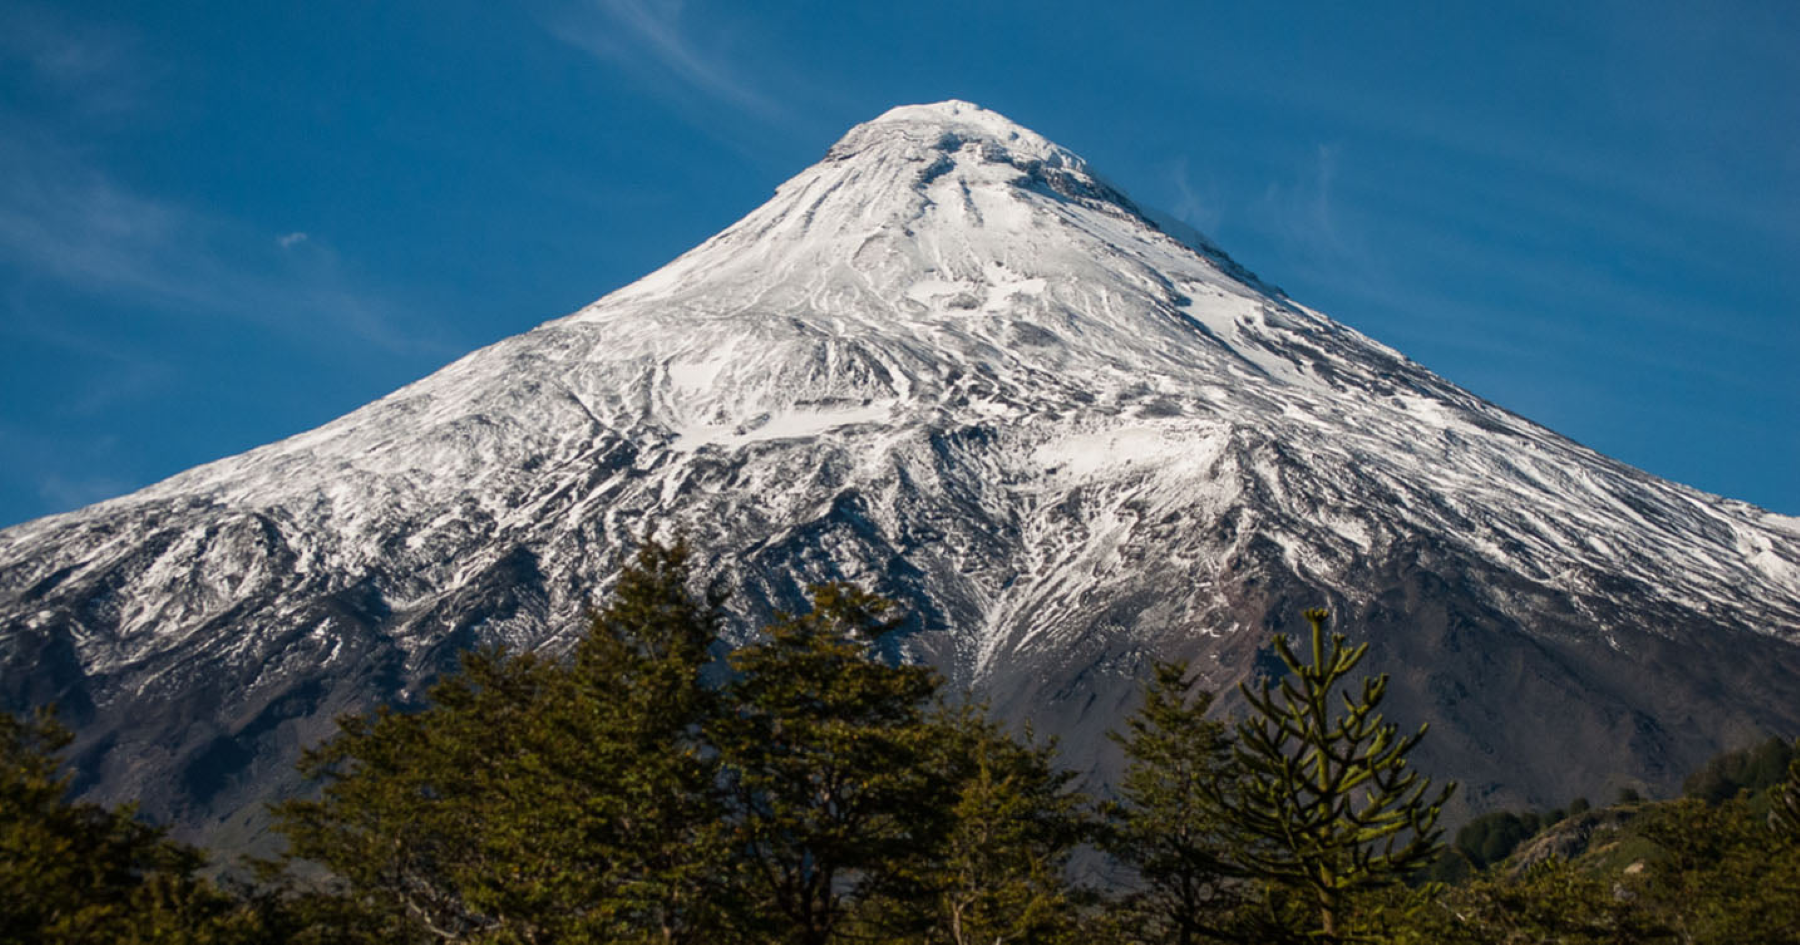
<box><xmin>712</xmin><ymin>582</ymin><xmax>949</xmax><ymax>945</ymax></box>
<box><xmin>1218</xmin><ymin>608</ymin><xmax>1453</xmax><ymax>943</ymax></box>
<box><xmin>1104</xmin><ymin>662</ymin><xmax>1250</xmax><ymax>945</ymax></box>
<box><xmin>545</xmin><ymin>537</ymin><xmax>732</xmax><ymax>943</ymax></box>
<box><xmin>274</xmin><ymin>537</ymin><xmax>730</xmax><ymax>943</ymax></box>
<box><xmin>1774</xmin><ymin>739</ymin><xmax>1800</xmax><ymax>841</ymax></box>
<box><xmin>867</xmin><ymin>704</ymin><xmax>1088</xmax><ymax>945</ymax></box>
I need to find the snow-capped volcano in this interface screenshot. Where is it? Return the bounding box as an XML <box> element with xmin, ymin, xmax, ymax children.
<box><xmin>3</xmin><ymin>100</ymin><xmax>1798</xmax><ymax>841</ymax></box>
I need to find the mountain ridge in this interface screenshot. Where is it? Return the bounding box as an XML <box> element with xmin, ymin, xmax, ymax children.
<box><xmin>2</xmin><ymin>100</ymin><xmax>1797</xmax><ymax>845</ymax></box>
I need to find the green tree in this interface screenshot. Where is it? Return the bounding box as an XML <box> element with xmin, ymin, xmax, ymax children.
<box><xmin>1684</xmin><ymin>736</ymin><xmax>1793</xmax><ymax>805</ymax></box>
<box><xmin>1103</xmin><ymin>661</ymin><xmax>1249</xmax><ymax>945</ymax></box>
<box><xmin>1218</xmin><ymin>608</ymin><xmax>1454</xmax><ymax>944</ymax></box>
<box><xmin>1772</xmin><ymin>739</ymin><xmax>1800</xmax><ymax>841</ymax></box>
<box><xmin>539</xmin><ymin>537</ymin><xmax>731</xmax><ymax>942</ymax></box>
<box><xmin>1452</xmin><ymin>810</ymin><xmax>1539</xmax><ymax>871</ymax></box>
<box><xmin>273</xmin><ymin>645</ymin><xmax>565</xmax><ymax>942</ymax></box>
<box><xmin>1357</xmin><ymin>859</ymin><xmax>1673</xmax><ymax>945</ymax></box>
<box><xmin>273</xmin><ymin>537</ymin><xmax>730</xmax><ymax>943</ymax></box>
<box><xmin>711</xmin><ymin>582</ymin><xmax>949</xmax><ymax>944</ymax></box>
<box><xmin>884</xmin><ymin>706</ymin><xmax>1087</xmax><ymax>945</ymax></box>
<box><xmin>1632</xmin><ymin>795</ymin><xmax>1800</xmax><ymax>944</ymax></box>
<box><xmin>1</xmin><ymin>708</ymin><xmax>259</xmax><ymax>944</ymax></box>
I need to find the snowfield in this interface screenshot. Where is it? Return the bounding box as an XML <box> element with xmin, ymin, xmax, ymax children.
<box><xmin>3</xmin><ymin>100</ymin><xmax>1797</xmax><ymax>842</ymax></box>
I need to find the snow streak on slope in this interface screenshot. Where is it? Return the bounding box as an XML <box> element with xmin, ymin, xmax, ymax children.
<box><xmin>2</xmin><ymin>100</ymin><xmax>1798</xmax><ymax>839</ymax></box>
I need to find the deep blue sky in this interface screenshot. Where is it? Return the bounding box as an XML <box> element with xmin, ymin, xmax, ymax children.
<box><xmin>2</xmin><ymin>1</ymin><xmax>1796</xmax><ymax>527</ymax></box>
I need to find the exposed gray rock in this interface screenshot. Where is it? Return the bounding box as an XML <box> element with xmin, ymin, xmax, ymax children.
<box><xmin>3</xmin><ymin>100</ymin><xmax>1797</xmax><ymax>849</ymax></box>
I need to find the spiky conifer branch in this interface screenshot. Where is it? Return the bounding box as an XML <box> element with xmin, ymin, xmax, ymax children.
<box><xmin>1220</xmin><ymin>608</ymin><xmax>1454</xmax><ymax>943</ymax></box>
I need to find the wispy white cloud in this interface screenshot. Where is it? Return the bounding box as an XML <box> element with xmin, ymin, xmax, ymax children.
<box><xmin>0</xmin><ymin>132</ymin><xmax>458</xmax><ymax>526</ymax></box>
<box><xmin>0</xmin><ymin>132</ymin><xmax>456</xmax><ymax>361</ymax></box>
<box><xmin>0</xmin><ymin>135</ymin><xmax>197</xmax><ymax>300</ymax></box>
<box><xmin>36</xmin><ymin>470</ymin><xmax>136</xmax><ymax>512</ymax></box>
<box><xmin>0</xmin><ymin>5</ymin><xmax>453</xmax><ymax>363</ymax></box>
<box><xmin>0</xmin><ymin>421</ymin><xmax>134</xmax><ymax>526</ymax></box>
<box><xmin>0</xmin><ymin>5</ymin><xmax>473</xmax><ymax>527</ymax></box>
<box><xmin>1233</xmin><ymin>43</ymin><xmax>1798</xmax><ymax>257</ymax></box>
<box><xmin>1253</xmin><ymin>143</ymin><xmax>1384</xmax><ymax>286</ymax></box>
<box><xmin>1166</xmin><ymin>156</ymin><xmax>1223</xmax><ymax>236</ymax></box>
<box><xmin>0</xmin><ymin>2</ymin><xmax>157</xmax><ymax>116</ymax></box>
<box><xmin>541</xmin><ymin>0</ymin><xmax>793</xmax><ymax>125</ymax></box>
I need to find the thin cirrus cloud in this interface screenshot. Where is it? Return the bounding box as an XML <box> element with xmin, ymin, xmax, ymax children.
<box><xmin>0</xmin><ymin>131</ymin><xmax>455</xmax><ymax>525</ymax></box>
<box><xmin>1164</xmin><ymin>156</ymin><xmax>1224</xmax><ymax>238</ymax></box>
<box><xmin>0</xmin><ymin>131</ymin><xmax>455</xmax><ymax>362</ymax></box>
<box><xmin>540</xmin><ymin>0</ymin><xmax>797</xmax><ymax>128</ymax></box>
<box><xmin>1243</xmin><ymin>142</ymin><xmax>1404</xmax><ymax>310</ymax></box>
<box><xmin>0</xmin><ymin>2</ymin><xmax>152</xmax><ymax>116</ymax></box>
<box><xmin>0</xmin><ymin>3</ymin><xmax>451</xmax><ymax>363</ymax></box>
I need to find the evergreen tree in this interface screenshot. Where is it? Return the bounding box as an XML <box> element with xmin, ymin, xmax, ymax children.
<box><xmin>273</xmin><ymin>537</ymin><xmax>729</xmax><ymax>943</ymax></box>
<box><xmin>1684</xmin><ymin>735</ymin><xmax>1794</xmax><ymax>805</ymax></box>
<box><xmin>711</xmin><ymin>582</ymin><xmax>949</xmax><ymax>944</ymax></box>
<box><xmin>539</xmin><ymin>537</ymin><xmax>731</xmax><ymax>942</ymax></box>
<box><xmin>1773</xmin><ymin>739</ymin><xmax>1800</xmax><ymax>841</ymax></box>
<box><xmin>1103</xmin><ymin>661</ymin><xmax>1249</xmax><ymax>945</ymax></box>
<box><xmin>1357</xmin><ymin>858</ymin><xmax>1673</xmax><ymax>945</ymax></box>
<box><xmin>880</xmin><ymin>705</ymin><xmax>1087</xmax><ymax>945</ymax></box>
<box><xmin>1</xmin><ymin>707</ymin><xmax>259</xmax><ymax>943</ymax></box>
<box><xmin>1632</xmin><ymin>795</ymin><xmax>1800</xmax><ymax>944</ymax></box>
<box><xmin>273</xmin><ymin>644</ymin><xmax>566</xmax><ymax>941</ymax></box>
<box><xmin>1452</xmin><ymin>810</ymin><xmax>1539</xmax><ymax>871</ymax></box>
<box><xmin>1217</xmin><ymin>608</ymin><xmax>1453</xmax><ymax>944</ymax></box>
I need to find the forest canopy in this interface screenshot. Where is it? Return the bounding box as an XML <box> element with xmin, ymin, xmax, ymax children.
<box><xmin>4</xmin><ymin>539</ymin><xmax>1797</xmax><ymax>943</ymax></box>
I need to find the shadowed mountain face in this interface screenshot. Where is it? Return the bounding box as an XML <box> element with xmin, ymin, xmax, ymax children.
<box><xmin>3</xmin><ymin>100</ymin><xmax>1798</xmax><ymax>844</ymax></box>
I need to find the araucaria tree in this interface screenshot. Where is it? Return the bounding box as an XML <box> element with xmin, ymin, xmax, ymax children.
<box><xmin>1220</xmin><ymin>608</ymin><xmax>1454</xmax><ymax>943</ymax></box>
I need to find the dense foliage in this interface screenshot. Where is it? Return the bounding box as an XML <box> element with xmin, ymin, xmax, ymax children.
<box><xmin>1100</xmin><ymin>662</ymin><xmax>1247</xmax><ymax>944</ymax></box>
<box><xmin>1682</xmin><ymin>734</ymin><xmax>1793</xmax><ymax>805</ymax></box>
<box><xmin>1444</xmin><ymin>798</ymin><xmax>1590</xmax><ymax>876</ymax></box>
<box><xmin>1</xmin><ymin>709</ymin><xmax>263</xmax><ymax>943</ymax></box>
<box><xmin>4</xmin><ymin>545</ymin><xmax>1797</xmax><ymax>943</ymax></box>
<box><xmin>1776</xmin><ymin>743</ymin><xmax>1800</xmax><ymax>840</ymax></box>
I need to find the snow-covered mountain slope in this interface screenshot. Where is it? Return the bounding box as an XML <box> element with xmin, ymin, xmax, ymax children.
<box><xmin>3</xmin><ymin>100</ymin><xmax>1798</xmax><ymax>840</ymax></box>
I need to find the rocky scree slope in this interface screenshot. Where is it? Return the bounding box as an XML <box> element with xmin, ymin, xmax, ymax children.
<box><xmin>3</xmin><ymin>100</ymin><xmax>1799</xmax><ymax>843</ymax></box>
